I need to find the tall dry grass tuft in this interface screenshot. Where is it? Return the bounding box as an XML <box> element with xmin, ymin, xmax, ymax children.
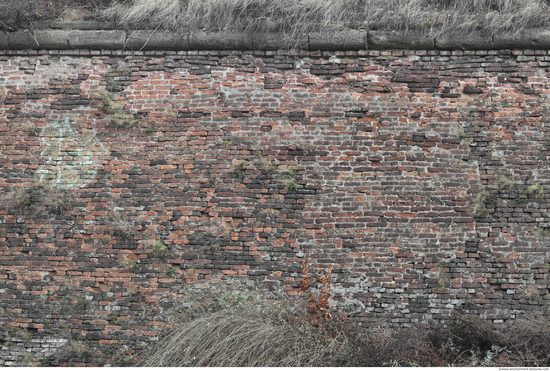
<box><xmin>139</xmin><ymin>263</ymin><xmax>380</xmax><ymax>367</ymax></box>
<box><xmin>0</xmin><ymin>0</ymin><xmax>119</xmax><ymax>31</ymax></box>
<box><xmin>104</xmin><ymin>0</ymin><xmax>361</xmax><ymax>36</ymax></box>
<box><xmin>1</xmin><ymin>183</ymin><xmax>72</xmax><ymax>216</ymax></box>
<box><xmin>104</xmin><ymin>0</ymin><xmax>550</xmax><ymax>42</ymax></box>
<box><xmin>363</xmin><ymin>0</ymin><xmax>550</xmax><ymax>37</ymax></box>
<box><xmin>2</xmin><ymin>0</ymin><xmax>550</xmax><ymax>38</ymax></box>
<box><xmin>138</xmin><ymin>270</ymin><xmax>550</xmax><ymax>367</ymax></box>
<box><xmin>144</xmin><ymin>302</ymin><xmax>332</xmax><ymax>367</ymax></box>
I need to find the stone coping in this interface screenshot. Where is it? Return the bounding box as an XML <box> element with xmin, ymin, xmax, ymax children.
<box><xmin>1</xmin><ymin>22</ymin><xmax>550</xmax><ymax>50</ymax></box>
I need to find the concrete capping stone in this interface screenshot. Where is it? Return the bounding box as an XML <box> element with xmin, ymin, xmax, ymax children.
<box><xmin>8</xmin><ymin>31</ymin><xmax>39</xmax><ymax>49</ymax></box>
<box><xmin>124</xmin><ymin>30</ymin><xmax>188</xmax><ymax>50</ymax></box>
<box><xmin>494</xmin><ymin>29</ymin><xmax>550</xmax><ymax>49</ymax></box>
<box><xmin>68</xmin><ymin>30</ymin><xmax>125</xmax><ymax>49</ymax></box>
<box><xmin>436</xmin><ymin>34</ymin><xmax>492</xmax><ymax>50</ymax></box>
<box><xmin>309</xmin><ymin>31</ymin><xmax>366</xmax><ymax>51</ymax></box>
<box><xmin>5</xmin><ymin>28</ymin><xmax>550</xmax><ymax>50</ymax></box>
<box><xmin>252</xmin><ymin>33</ymin><xmax>308</xmax><ymax>50</ymax></box>
<box><xmin>9</xmin><ymin>30</ymin><xmax>70</xmax><ymax>49</ymax></box>
<box><xmin>50</xmin><ymin>21</ymin><xmax>116</xmax><ymax>30</ymax></box>
<box><xmin>368</xmin><ymin>31</ymin><xmax>435</xmax><ymax>50</ymax></box>
<box><xmin>189</xmin><ymin>32</ymin><xmax>252</xmax><ymax>50</ymax></box>
<box><xmin>0</xmin><ymin>31</ymin><xmax>8</xmax><ymax>49</ymax></box>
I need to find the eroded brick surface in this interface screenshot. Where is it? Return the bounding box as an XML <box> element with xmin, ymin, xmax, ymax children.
<box><xmin>0</xmin><ymin>48</ymin><xmax>549</xmax><ymax>365</ymax></box>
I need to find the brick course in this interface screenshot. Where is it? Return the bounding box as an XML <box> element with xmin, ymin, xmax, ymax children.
<box><xmin>0</xmin><ymin>48</ymin><xmax>549</xmax><ymax>365</ymax></box>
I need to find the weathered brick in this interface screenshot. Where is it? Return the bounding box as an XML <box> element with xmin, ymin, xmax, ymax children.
<box><xmin>1</xmin><ymin>47</ymin><xmax>549</xmax><ymax>366</ymax></box>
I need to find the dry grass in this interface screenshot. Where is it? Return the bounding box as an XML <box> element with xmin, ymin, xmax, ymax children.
<box><xmin>108</xmin><ymin>207</ymin><xmax>133</xmax><ymax>240</ymax></box>
<box><xmin>105</xmin><ymin>0</ymin><xmax>355</xmax><ymax>38</ymax></box>
<box><xmin>0</xmin><ymin>0</ymin><xmax>119</xmax><ymax>31</ymax></box>
<box><xmin>138</xmin><ymin>270</ymin><xmax>550</xmax><ymax>368</ymax></box>
<box><xmin>138</xmin><ymin>267</ymin><xmax>390</xmax><ymax>367</ymax></box>
<box><xmin>2</xmin><ymin>0</ymin><xmax>550</xmax><ymax>39</ymax></box>
<box><xmin>140</xmin><ymin>299</ymin><xmax>550</xmax><ymax>367</ymax></box>
<box><xmin>142</xmin><ymin>289</ymin><xmax>379</xmax><ymax>366</ymax></box>
<box><xmin>41</xmin><ymin>184</ymin><xmax>73</xmax><ymax>215</ymax></box>
<box><xmin>1</xmin><ymin>183</ymin><xmax>72</xmax><ymax>215</ymax></box>
<box><xmin>144</xmin><ymin>304</ymin><xmax>332</xmax><ymax>367</ymax></box>
<box><xmin>49</xmin><ymin>339</ymin><xmax>92</xmax><ymax>364</ymax></box>
<box><xmin>363</xmin><ymin>0</ymin><xmax>550</xmax><ymax>37</ymax></box>
<box><xmin>140</xmin><ymin>273</ymin><xmax>354</xmax><ymax>367</ymax></box>
<box><xmin>104</xmin><ymin>0</ymin><xmax>550</xmax><ymax>41</ymax></box>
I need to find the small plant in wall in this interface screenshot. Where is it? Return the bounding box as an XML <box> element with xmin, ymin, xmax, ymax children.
<box><xmin>9</xmin><ymin>187</ymin><xmax>33</xmax><ymax>211</ymax></box>
<box><xmin>469</xmin><ymin>186</ymin><xmax>494</xmax><ymax>217</ymax></box>
<box><xmin>284</xmin><ymin>165</ymin><xmax>298</xmax><ymax>179</ymax></box>
<box><xmin>166</xmin><ymin>108</ymin><xmax>179</xmax><ymax>124</ymax></box>
<box><xmin>29</xmin><ymin>126</ymin><xmax>39</xmax><ymax>136</ymax></box>
<box><xmin>65</xmin><ymin>339</ymin><xmax>91</xmax><ymax>358</ymax></box>
<box><xmin>41</xmin><ymin>183</ymin><xmax>72</xmax><ymax>214</ymax></box>
<box><xmin>296</xmin><ymin>139</ymin><xmax>312</xmax><ymax>156</ymax></box>
<box><xmin>280</xmin><ymin>165</ymin><xmax>300</xmax><ymax>191</ymax></box>
<box><xmin>232</xmin><ymin>161</ymin><xmax>248</xmax><ymax>178</ymax></box>
<box><xmin>215</xmin><ymin>221</ymin><xmax>232</xmax><ymax>236</ymax></box>
<box><xmin>166</xmin><ymin>266</ymin><xmax>178</xmax><ymax>278</ymax></box>
<box><xmin>2</xmin><ymin>183</ymin><xmax>72</xmax><ymax>216</ymax></box>
<box><xmin>282</xmin><ymin>178</ymin><xmax>299</xmax><ymax>191</ymax></box>
<box><xmin>60</xmin><ymin>80</ymin><xmax>70</xmax><ymax>93</ymax></box>
<box><xmin>211</xmin><ymin>240</ymin><xmax>222</xmax><ymax>251</ymax></box>
<box><xmin>42</xmin><ymin>359</ymin><xmax>53</xmax><ymax>367</ymax></box>
<box><xmin>120</xmin><ymin>256</ymin><xmax>139</xmax><ymax>270</ymax></box>
<box><xmin>98</xmin><ymin>90</ymin><xmax>120</xmax><ymax>115</ymax></box>
<box><xmin>534</xmin><ymin>226</ymin><xmax>550</xmax><ymax>240</ymax></box>
<box><xmin>146</xmin><ymin>239</ymin><xmax>167</xmax><ymax>255</ymax></box>
<box><xmin>97</xmin><ymin>90</ymin><xmax>138</xmax><ymax>127</ymax></box>
<box><xmin>254</xmin><ymin>150</ymin><xmax>279</xmax><ymax>173</ymax></box>
<box><xmin>14</xmin><ymin>328</ymin><xmax>31</xmax><ymax>341</ymax></box>
<box><xmin>109</xmin><ymin>207</ymin><xmax>133</xmax><ymax>240</ymax></box>
<box><xmin>300</xmin><ymin>259</ymin><xmax>333</xmax><ymax>325</ymax></box>
<box><xmin>516</xmin><ymin>193</ymin><xmax>527</xmax><ymax>203</ymax></box>
<box><xmin>527</xmin><ymin>183</ymin><xmax>544</xmax><ymax>197</ymax></box>
<box><xmin>495</xmin><ymin>168</ymin><xmax>521</xmax><ymax>192</ymax></box>
<box><xmin>20</xmin><ymin>352</ymin><xmax>33</xmax><ymax>366</ymax></box>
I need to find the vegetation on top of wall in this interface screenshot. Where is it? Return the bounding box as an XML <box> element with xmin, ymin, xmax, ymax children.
<box><xmin>2</xmin><ymin>0</ymin><xmax>550</xmax><ymax>39</ymax></box>
<box><xmin>0</xmin><ymin>0</ymin><xmax>122</xmax><ymax>31</ymax></box>
<box><xmin>104</xmin><ymin>0</ymin><xmax>357</xmax><ymax>38</ymax></box>
<box><xmin>103</xmin><ymin>0</ymin><xmax>550</xmax><ymax>38</ymax></box>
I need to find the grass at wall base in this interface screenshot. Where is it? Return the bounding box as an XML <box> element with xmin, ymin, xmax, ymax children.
<box><xmin>130</xmin><ymin>261</ymin><xmax>550</xmax><ymax>367</ymax></box>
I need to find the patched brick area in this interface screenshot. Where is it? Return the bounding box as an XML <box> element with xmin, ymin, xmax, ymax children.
<box><xmin>0</xmin><ymin>48</ymin><xmax>549</xmax><ymax>365</ymax></box>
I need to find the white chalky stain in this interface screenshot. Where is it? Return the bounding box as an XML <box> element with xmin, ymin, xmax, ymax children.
<box><xmin>37</xmin><ymin>118</ymin><xmax>107</xmax><ymax>188</ymax></box>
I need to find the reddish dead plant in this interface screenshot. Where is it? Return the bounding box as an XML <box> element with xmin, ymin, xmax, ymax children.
<box><xmin>300</xmin><ymin>259</ymin><xmax>333</xmax><ymax>326</ymax></box>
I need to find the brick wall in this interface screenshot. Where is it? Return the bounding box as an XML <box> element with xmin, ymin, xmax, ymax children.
<box><xmin>0</xmin><ymin>48</ymin><xmax>549</xmax><ymax>365</ymax></box>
